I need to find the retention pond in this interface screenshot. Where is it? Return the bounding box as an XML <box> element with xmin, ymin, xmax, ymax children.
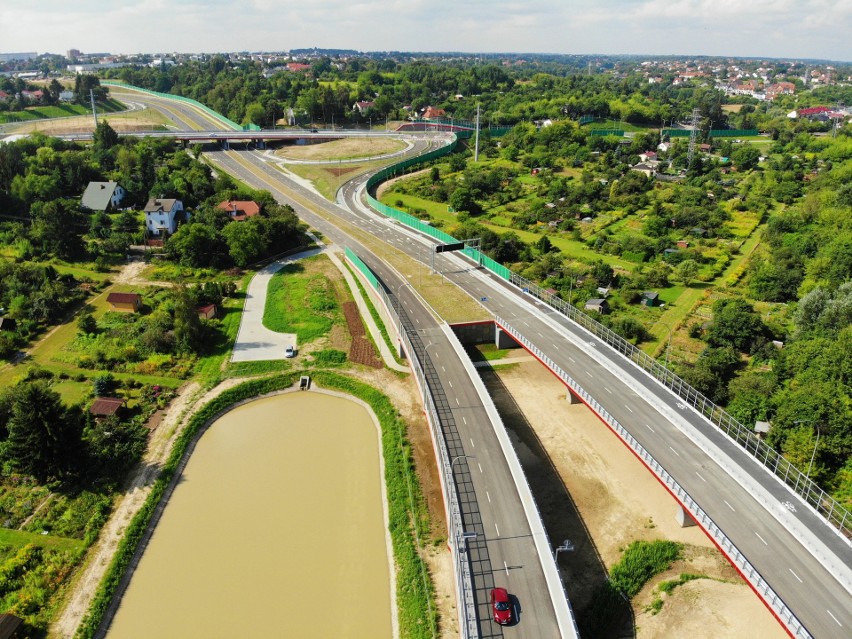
<box><xmin>106</xmin><ymin>390</ymin><xmax>394</xmax><ymax>638</ymax></box>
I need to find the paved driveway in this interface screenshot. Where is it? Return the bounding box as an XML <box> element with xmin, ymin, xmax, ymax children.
<box><xmin>231</xmin><ymin>248</ymin><xmax>323</xmax><ymax>362</ymax></box>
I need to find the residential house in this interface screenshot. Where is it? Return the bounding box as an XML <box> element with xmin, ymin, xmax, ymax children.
<box><xmin>286</xmin><ymin>62</ymin><xmax>311</xmax><ymax>73</ymax></box>
<box><xmin>631</xmin><ymin>163</ymin><xmax>656</xmax><ymax>178</ymax></box>
<box><xmin>217</xmin><ymin>200</ymin><xmax>260</xmax><ymax>222</ymax></box>
<box><xmin>422</xmin><ymin>106</ymin><xmax>446</xmax><ymax>120</ymax></box>
<box><xmin>144</xmin><ymin>198</ymin><xmax>184</xmax><ymax>236</ymax></box>
<box><xmin>765</xmin><ymin>82</ymin><xmax>796</xmax><ymax>100</ymax></box>
<box><xmin>657</xmin><ymin>142</ymin><xmax>670</xmax><ymax>153</ymax></box>
<box><xmin>89</xmin><ymin>397</ymin><xmax>125</xmax><ymax>419</ymax></box>
<box><xmin>352</xmin><ymin>100</ymin><xmax>374</xmax><ymax>114</ymax></box>
<box><xmin>106</xmin><ymin>292</ymin><xmax>142</xmax><ymax>313</ymax></box>
<box><xmin>81</xmin><ymin>181</ymin><xmax>126</xmax><ymax>212</ymax></box>
<box><xmin>676</xmin><ymin>240</ymin><xmax>689</xmax><ymax>250</ymax></box>
<box><xmin>638</xmin><ymin>151</ymin><xmax>657</xmax><ymax>163</ymax></box>
<box><xmin>585</xmin><ymin>298</ymin><xmax>609</xmax><ymax>314</ymax></box>
<box><xmin>59</xmin><ymin>89</ymin><xmax>74</xmax><ymax>102</ymax></box>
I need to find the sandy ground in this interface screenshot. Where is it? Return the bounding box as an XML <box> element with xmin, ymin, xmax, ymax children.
<box><xmin>487</xmin><ymin>357</ymin><xmax>786</xmax><ymax>639</ymax></box>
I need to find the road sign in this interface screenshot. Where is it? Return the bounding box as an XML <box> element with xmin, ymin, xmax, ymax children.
<box><xmin>435</xmin><ymin>242</ymin><xmax>465</xmax><ymax>253</ymax></box>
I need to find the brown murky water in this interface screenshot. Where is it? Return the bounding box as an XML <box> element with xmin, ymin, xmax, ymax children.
<box><xmin>106</xmin><ymin>391</ymin><xmax>393</xmax><ymax>639</ymax></box>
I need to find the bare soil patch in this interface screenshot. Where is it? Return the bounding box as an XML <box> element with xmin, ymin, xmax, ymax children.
<box><xmin>483</xmin><ymin>359</ymin><xmax>786</xmax><ymax>638</ymax></box>
<box><xmin>341</xmin><ymin>301</ymin><xmax>382</xmax><ymax>368</ymax></box>
<box><xmin>326</xmin><ymin>166</ymin><xmax>360</xmax><ymax>177</ymax></box>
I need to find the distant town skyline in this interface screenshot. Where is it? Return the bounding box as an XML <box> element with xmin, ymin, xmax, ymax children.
<box><xmin>1</xmin><ymin>0</ymin><xmax>850</xmax><ymax>63</ymax></box>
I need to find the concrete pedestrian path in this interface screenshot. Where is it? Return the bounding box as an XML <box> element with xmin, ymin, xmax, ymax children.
<box><xmin>231</xmin><ymin>248</ymin><xmax>322</xmax><ymax>362</ymax></box>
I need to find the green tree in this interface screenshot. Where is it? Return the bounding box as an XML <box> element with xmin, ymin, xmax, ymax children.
<box><xmin>93</xmin><ymin>120</ymin><xmax>119</xmax><ymax>152</ymax></box>
<box><xmin>707</xmin><ymin>298</ymin><xmax>768</xmax><ymax>354</ymax></box>
<box><xmin>3</xmin><ymin>381</ymin><xmax>84</xmax><ymax>481</ymax></box>
<box><xmin>172</xmin><ymin>286</ymin><xmax>204</xmax><ymax>354</ymax></box>
<box><xmin>83</xmin><ymin>415</ymin><xmax>147</xmax><ymax>481</ymax></box>
<box><xmin>675</xmin><ymin>259</ymin><xmax>699</xmax><ymax>286</ymax></box>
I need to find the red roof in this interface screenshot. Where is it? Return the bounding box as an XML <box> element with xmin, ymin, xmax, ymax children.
<box><xmin>107</xmin><ymin>292</ymin><xmax>141</xmax><ymax>305</ymax></box>
<box><xmin>423</xmin><ymin>106</ymin><xmax>446</xmax><ymax>119</ymax></box>
<box><xmin>218</xmin><ymin>200</ymin><xmax>260</xmax><ymax>220</ymax></box>
<box><xmin>798</xmin><ymin>106</ymin><xmax>830</xmax><ymax>116</ymax></box>
<box><xmin>286</xmin><ymin>63</ymin><xmax>311</xmax><ymax>72</ymax></box>
<box><xmin>89</xmin><ymin>397</ymin><xmax>125</xmax><ymax>417</ymax></box>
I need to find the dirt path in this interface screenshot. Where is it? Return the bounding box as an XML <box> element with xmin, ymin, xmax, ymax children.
<box><xmin>50</xmin><ymin>378</ymin><xmax>248</xmax><ymax>638</ymax></box>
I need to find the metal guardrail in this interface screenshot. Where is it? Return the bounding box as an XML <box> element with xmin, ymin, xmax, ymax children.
<box><xmin>360</xmin><ymin>119</ymin><xmax>851</xmax><ymax>541</ymax></box>
<box><xmin>379</xmin><ymin>284</ymin><xmax>479</xmax><ymax>639</ymax></box>
<box><xmin>495</xmin><ymin>316</ymin><xmax>813</xmax><ymax>639</ymax></box>
<box><xmin>345</xmin><ymin>249</ymin><xmax>478</xmax><ymax>638</ymax></box>
<box><xmin>500</xmin><ymin>275</ymin><xmax>851</xmax><ymax>540</ymax></box>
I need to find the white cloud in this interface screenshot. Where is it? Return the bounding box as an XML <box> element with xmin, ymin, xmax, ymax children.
<box><xmin>0</xmin><ymin>0</ymin><xmax>849</xmax><ymax>59</ymax></box>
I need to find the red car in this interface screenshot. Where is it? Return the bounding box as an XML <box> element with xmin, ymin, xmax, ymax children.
<box><xmin>490</xmin><ymin>587</ymin><xmax>512</xmax><ymax>625</ymax></box>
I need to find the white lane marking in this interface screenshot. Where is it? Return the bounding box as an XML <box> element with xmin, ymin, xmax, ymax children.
<box><xmin>826</xmin><ymin>610</ymin><xmax>842</xmax><ymax>627</ymax></box>
<box><xmin>755</xmin><ymin>532</ymin><xmax>768</xmax><ymax>545</ymax></box>
<box><xmin>696</xmin><ymin>472</ymin><xmax>706</xmax><ymax>483</ymax></box>
<box><xmin>668</xmin><ymin>446</ymin><xmax>680</xmax><ymax>457</ymax></box>
<box><xmin>462</xmin><ymin>416</ymin><xmax>467</xmax><ymax>425</ymax></box>
<box><xmin>724</xmin><ymin>500</ymin><xmax>736</xmax><ymax>512</ymax></box>
<box><xmin>448</xmin><ymin>380</ymin><xmax>453</xmax><ymax>388</ymax></box>
<box><xmin>625</xmin><ymin>405</ymin><xmax>633</xmax><ymax>413</ymax></box>
<box><xmin>586</xmin><ymin>371</ymin><xmax>594</xmax><ymax>378</ymax></box>
<box><xmin>552</xmin><ymin>345</ymin><xmax>559</xmax><ymax>350</ymax></box>
<box><xmin>537</xmin><ymin>332</ymin><xmax>543</xmax><ymax>337</ymax></box>
<box><xmin>523</xmin><ymin>321</ymin><xmax>530</xmax><ymax>327</ymax></box>
<box><xmin>470</xmin><ymin>438</ymin><xmax>475</xmax><ymax>448</ymax></box>
<box><xmin>441</xmin><ymin>366</ymin><xmax>446</xmax><ymax>372</ymax></box>
<box><xmin>789</xmin><ymin>569</ymin><xmax>803</xmax><ymax>583</ymax></box>
<box><xmin>495</xmin><ymin>523</ymin><xmax>500</xmax><ymax>537</ymax></box>
<box><xmin>478</xmin><ymin>463</ymin><xmax>483</xmax><ymax>473</ymax></box>
<box><xmin>504</xmin><ymin>561</ymin><xmax>509</xmax><ymax>577</ymax></box>
<box><xmin>568</xmin><ymin>357</ymin><xmax>575</xmax><ymax>363</ymax></box>
<box><xmin>645</xmin><ymin>424</ymin><xmax>655</xmax><ymax>433</ymax></box>
<box><xmin>455</xmin><ymin>397</ymin><xmax>460</xmax><ymax>406</ymax></box>
<box><xmin>604</xmin><ymin>387</ymin><xmax>612</xmax><ymax>394</ymax></box>
<box><xmin>486</xmin><ymin>491</ymin><xmax>491</xmax><ymax>503</ymax></box>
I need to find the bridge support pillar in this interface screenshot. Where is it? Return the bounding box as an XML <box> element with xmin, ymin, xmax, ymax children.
<box><xmin>675</xmin><ymin>506</ymin><xmax>697</xmax><ymax>528</ymax></box>
<box><xmin>566</xmin><ymin>389</ymin><xmax>581</xmax><ymax>404</ymax></box>
<box><xmin>258</xmin><ymin>139</ymin><xmax>265</xmax><ymax>150</ymax></box>
<box><xmin>222</xmin><ymin>139</ymin><xmax>230</xmax><ymax>150</ymax></box>
<box><xmin>494</xmin><ymin>326</ymin><xmax>519</xmax><ymax>350</ymax></box>
<box><xmin>397</xmin><ymin>339</ymin><xmax>406</xmax><ymax>361</ymax></box>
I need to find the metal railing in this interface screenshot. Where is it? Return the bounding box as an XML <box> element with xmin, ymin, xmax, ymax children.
<box><xmin>346</xmin><ymin>249</ymin><xmax>478</xmax><ymax>638</ymax></box>
<box><xmin>496</xmin><ymin>316</ymin><xmax>812</xmax><ymax>639</ymax></box>
<box><xmin>361</xmin><ymin>122</ymin><xmax>851</xmax><ymax>540</ymax></box>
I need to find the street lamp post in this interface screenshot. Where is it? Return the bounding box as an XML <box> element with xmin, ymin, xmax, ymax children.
<box><xmin>795</xmin><ymin>419</ymin><xmax>822</xmax><ymax>478</ymax></box>
<box><xmin>652</xmin><ymin>320</ymin><xmax>674</xmax><ymax>369</ymax></box>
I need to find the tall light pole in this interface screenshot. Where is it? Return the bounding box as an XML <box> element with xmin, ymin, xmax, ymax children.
<box><xmin>795</xmin><ymin>419</ymin><xmax>821</xmax><ymax>478</ymax></box>
<box><xmin>451</xmin><ymin>454</ymin><xmax>475</xmax><ymax>475</ymax></box>
<box><xmin>652</xmin><ymin>320</ymin><xmax>674</xmax><ymax>369</ymax></box>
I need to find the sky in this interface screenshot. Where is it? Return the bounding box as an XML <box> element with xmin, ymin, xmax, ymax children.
<box><xmin>1</xmin><ymin>0</ymin><xmax>851</xmax><ymax>62</ymax></box>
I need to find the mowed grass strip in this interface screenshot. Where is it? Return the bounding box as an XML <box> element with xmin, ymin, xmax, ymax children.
<box><xmin>0</xmin><ymin>529</ymin><xmax>85</xmax><ymax>554</ymax></box>
<box><xmin>262</xmin><ymin>258</ymin><xmax>340</xmax><ymax>340</ymax></box>
<box><xmin>275</xmin><ymin>137</ymin><xmax>406</xmax><ymax>161</ymax></box>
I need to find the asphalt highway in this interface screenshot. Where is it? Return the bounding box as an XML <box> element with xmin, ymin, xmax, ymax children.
<box><xmin>81</xmin><ymin>88</ymin><xmax>852</xmax><ymax>637</ymax></box>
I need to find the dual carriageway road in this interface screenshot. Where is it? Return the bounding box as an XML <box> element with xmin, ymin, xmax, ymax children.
<box><xmin>77</xmin><ymin>89</ymin><xmax>852</xmax><ymax>638</ymax></box>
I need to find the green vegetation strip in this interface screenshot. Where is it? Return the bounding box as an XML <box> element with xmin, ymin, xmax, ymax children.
<box><xmin>75</xmin><ymin>371</ymin><xmax>434</xmax><ymax>639</ymax></box>
<box><xmin>579</xmin><ymin>540</ymin><xmax>680</xmax><ymax>636</ymax></box>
